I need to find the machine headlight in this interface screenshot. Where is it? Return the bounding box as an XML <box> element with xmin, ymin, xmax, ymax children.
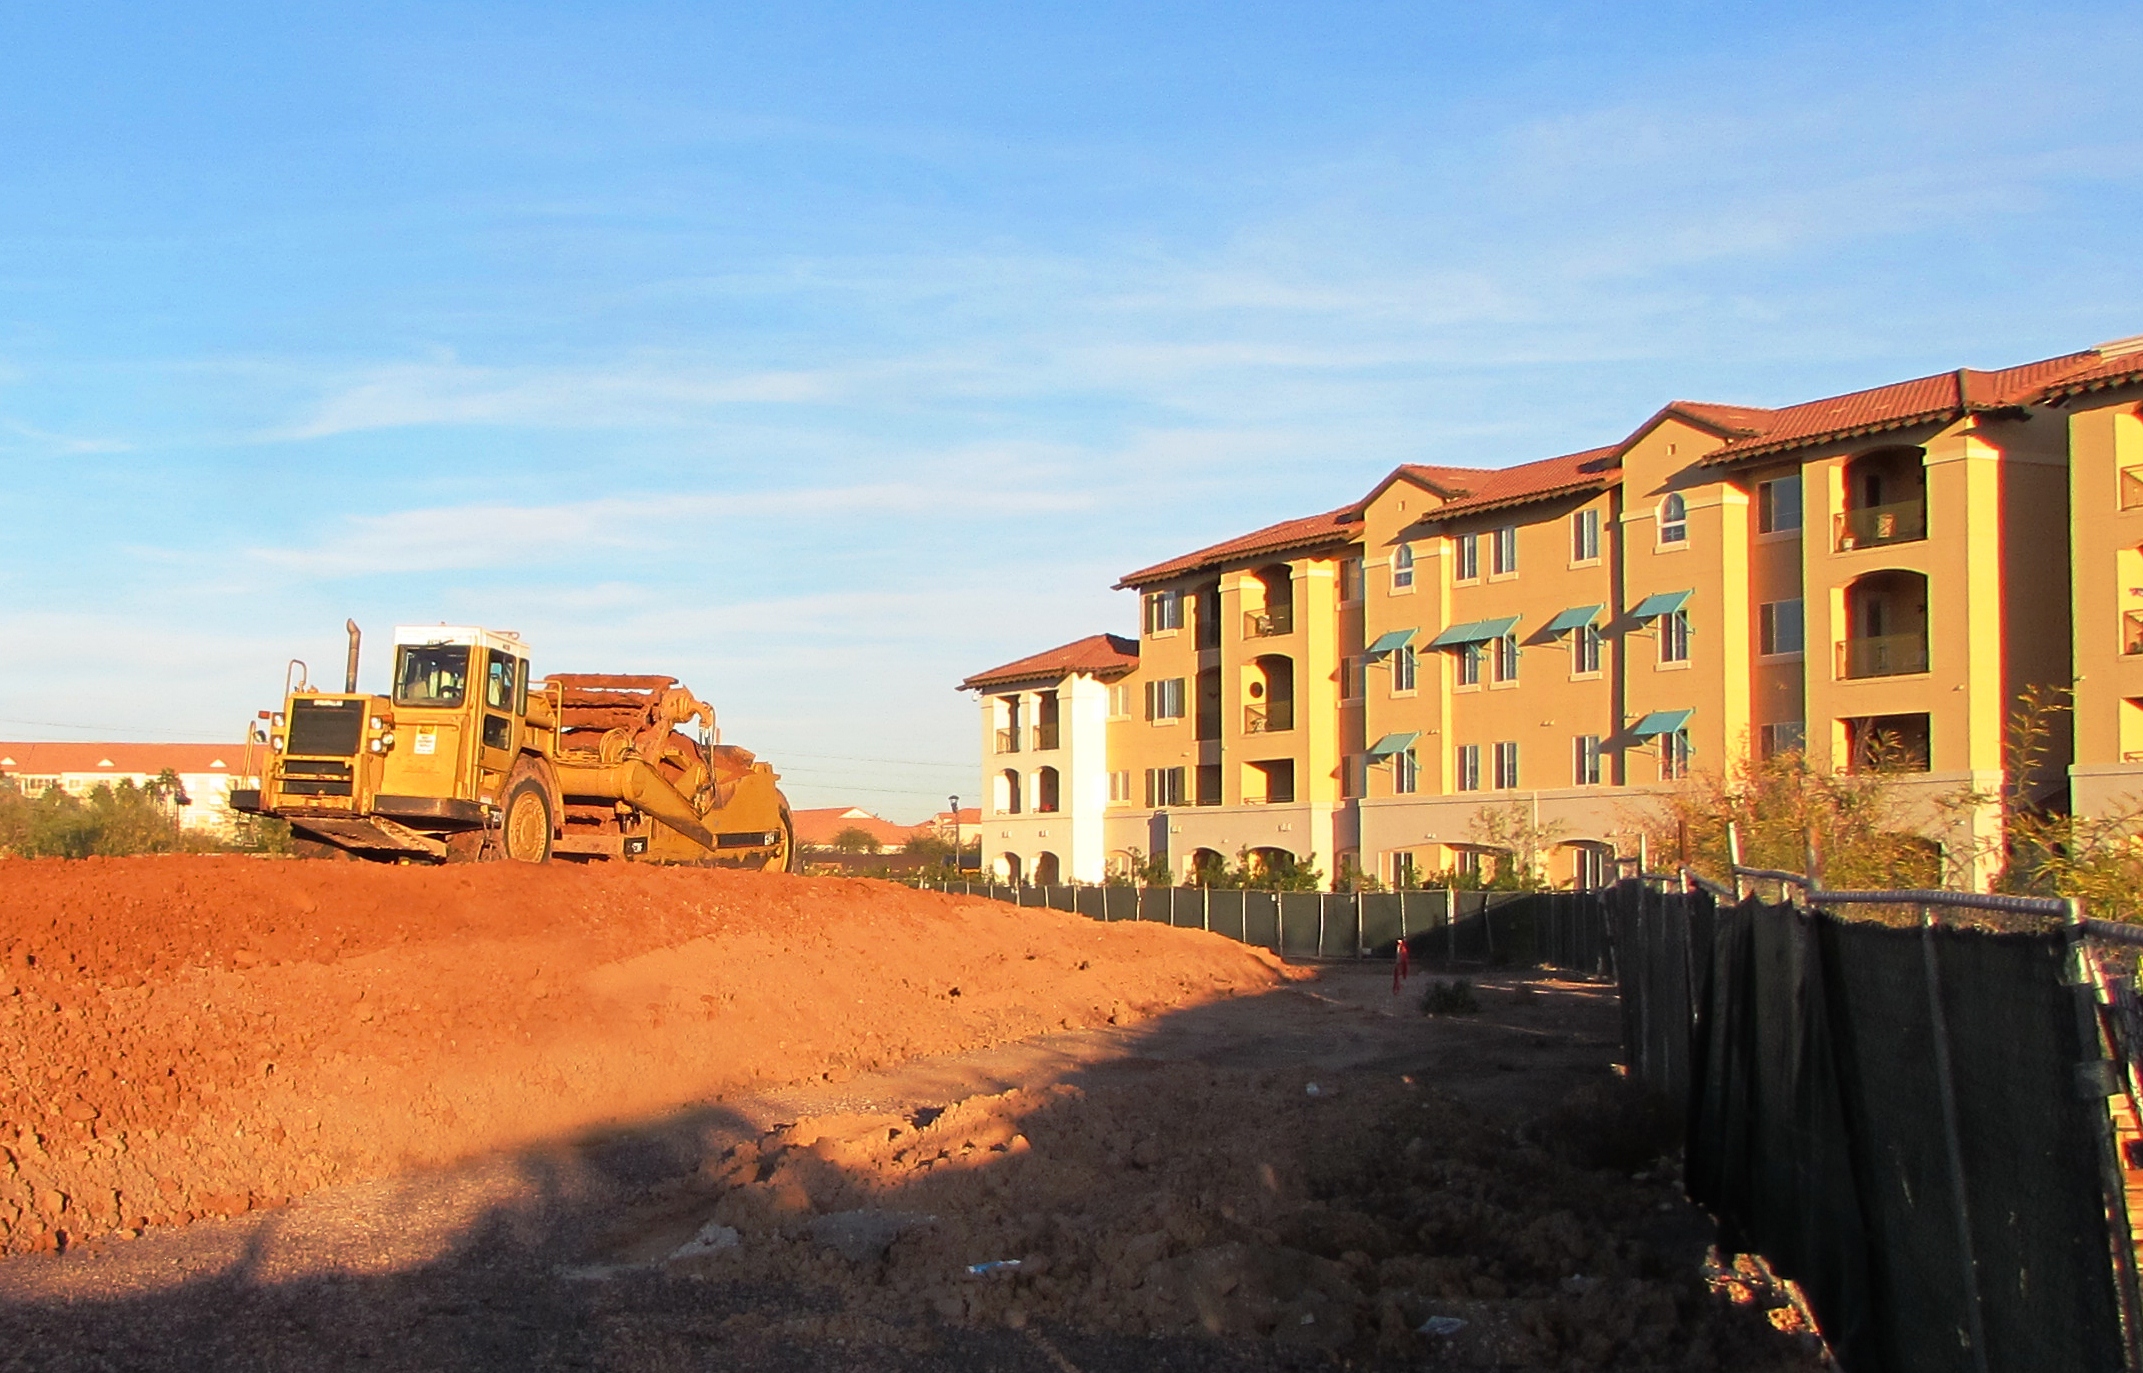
<box><xmin>380</xmin><ymin>731</ymin><xmax>396</xmax><ymax>748</ymax></box>
<box><xmin>369</xmin><ymin>715</ymin><xmax>385</xmax><ymax>730</ymax></box>
<box><xmin>271</xmin><ymin>734</ymin><xmax>285</xmax><ymax>752</ymax></box>
<box><xmin>367</xmin><ymin>739</ymin><xmax>384</xmax><ymax>754</ymax></box>
<box><xmin>271</xmin><ymin>712</ymin><xmax>285</xmax><ymax>727</ymax></box>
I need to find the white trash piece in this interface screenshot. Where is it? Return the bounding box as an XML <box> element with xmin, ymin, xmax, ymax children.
<box><xmin>1418</xmin><ymin>1315</ymin><xmax>1468</xmax><ymax>1337</ymax></box>
<box><xmin>669</xmin><ymin>1221</ymin><xmax>742</xmax><ymax>1261</ymax></box>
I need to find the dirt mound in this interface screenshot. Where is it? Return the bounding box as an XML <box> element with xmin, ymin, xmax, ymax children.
<box><xmin>0</xmin><ymin>856</ymin><xmax>1287</xmax><ymax>1256</ymax></box>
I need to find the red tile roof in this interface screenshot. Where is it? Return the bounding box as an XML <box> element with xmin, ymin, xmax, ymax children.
<box><xmin>0</xmin><ymin>742</ymin><xmax>258</xmax><ymax>777</ymax></box>
<box><xmin>1699</xmin><ymin>351</ymin><xmax>2099</xmax><ymax>463</ymax></box>
<box><xmin>961</xmin><ymin>633</ymin><xmax>1139</xmax><ymax>690</ymax></box>
<box><xmin>2038</xmin><ymin>341</ymin><xmax>2143</xmax><ymax>402</ymax></box>
<box><xmin>791</xmin><ymin>806</ymin><xmax>925</xmax><ymax>850</ymax></box>
<box><xmin>1114</xmin><ymin>505</ymin><xmax>1363</xmax><ymax>589</ymax></box>
<box><xmin>1397</xmin><ymin>444</ymin><xmax>1621</xmax><ymax>520</ymax></box>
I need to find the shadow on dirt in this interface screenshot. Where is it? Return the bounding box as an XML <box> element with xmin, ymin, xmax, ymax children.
<box><xmin>0</xmin><ymin>966</ymin><xmax>1822</xmax><ymax>1372</ymax></box>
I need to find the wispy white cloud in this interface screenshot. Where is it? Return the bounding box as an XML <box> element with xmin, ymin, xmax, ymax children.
<box><xmin>0</xmin><ymin>418</ymin><xmax>132</xmax><ymax>455</ymax></box>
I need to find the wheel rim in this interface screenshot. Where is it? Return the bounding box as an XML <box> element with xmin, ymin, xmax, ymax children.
<box><xmin>505</xmin><ymin>791</ymin><xmax>548</xmax><ymax>861</ymax></box>
<box><xmin>765</xmin><ymin>816</ymin><xmax>793</xmax><ymax>872</ymax></box>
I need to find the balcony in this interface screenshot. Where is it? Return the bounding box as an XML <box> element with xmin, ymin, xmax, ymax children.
<box><xmin>1834</xmin><ymin>500</ymin><xmax>1926</xmax><ymax>551</ymax></box>
<box><xmin>2124</xmin><ymin>466</ymin><xmax>2143</xmax><ymax>511</ymax></box>
<box><xmin>994</xmin><ymin>728</ymin><xmax>1020</xmax><ymax>754</ymax></box>
<box><xmin>1032</xmin><ymin>722</ymin><xmax>1060</xmax><ymax>751</ymax></box>
<box><xmin>1244</xmin><ymin>701</ymin><xmax>1294</xmax><ymax>734</ymax></box>
<box><xmin>1243</xmin><ymin>606</ymin><xmax>1294</xmax><ymax>639</ymax></box>
<box><xmin>1837</xmin><ymin>633</ymin><xmax>1929</xmax><ymax>679</ymax></box>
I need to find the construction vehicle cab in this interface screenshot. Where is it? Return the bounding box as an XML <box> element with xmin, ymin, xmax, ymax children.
<box><xmin>234</xmin><ymin>622</ymin><xmax>794</xmax><ymax>870</ymax></box>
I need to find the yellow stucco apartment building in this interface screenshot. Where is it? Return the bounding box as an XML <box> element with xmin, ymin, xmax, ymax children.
<box><xmin>961</xmin><ymin>336</ymin><xmax>2143</xmax><ymax>890</ymax></box>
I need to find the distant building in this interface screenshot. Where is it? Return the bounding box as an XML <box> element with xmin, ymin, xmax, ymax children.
<box><xmin>789</xmin><ymin>806</ymin><xmax>925</xmax><ymax>851</ymax></box>
<box><xmin>0</xmin><ymin>741</ymin><xmax>264</xmax><ymax>839</ymax></box>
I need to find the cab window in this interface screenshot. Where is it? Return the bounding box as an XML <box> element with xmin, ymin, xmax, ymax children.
<box><xmin>485</xmin><ymin>652</ymin><xmax>519</xmax><ymax>711</ymax></box>
<box><xmin>394</xmin><ymin>645</ymin><xmax>469</xmax><ymax>707</ymax></box>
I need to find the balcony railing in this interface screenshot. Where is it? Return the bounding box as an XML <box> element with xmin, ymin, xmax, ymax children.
<box><xmin>2123</xmin><ymin>466</ymin><xmax>2143</xmax><ymax>511</ymax></box>
<box><xmin>1033</xmin><ymin>722</ymin><xmax>1060</xmax><ymax>751</ymax></box>
<box><xmin>1834</xmin><ymin>500</ymin><xmax>1927</xmax><ymax>551</ymax></box>
<box><xmin>1243</xmin><ymin>606</ymin><xmax>1294</xmax><ymax>638</ymax></box>
<box><xmin>994</xmin><ymin>728</ymin><xmax>1020</xmax><ymax>753</ymax></box>
<box><xmin>1837</xmin><ymin>633</ymin><xmax>1929</xmax><ymax>679</ymax></box>
<box><xmin>1244</xmin><ymin>701</ymin><xmax>1294</xmax><ymax>734</ymax></box>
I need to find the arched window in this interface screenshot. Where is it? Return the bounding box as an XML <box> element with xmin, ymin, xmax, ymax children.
<box><xmin>997</xmin><ymin>768</ymin><xmax>1022</xmax><ymax>815</ymax></box>
<box><xmin>1659</xmin><ymin>493</ymin><xmax>1688</xmax><ymax>545</ymax></box>
<box><xmin>1392</xmin><ymin>542</ymin><xmax>1415</xmax><ymax>589</ymax></box>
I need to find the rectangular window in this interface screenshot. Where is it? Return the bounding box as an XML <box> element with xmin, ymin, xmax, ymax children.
<box><xmin>1197</xmin><ymin>763</ymin><xmax>1222</xmax><ymax>806</ymax></box>
<box><xmin>1339</xmin><ymin>557</ymin><xmax>1365</xmax><ymax>603</ymax></box>
<box><xmin>1453</xmin><ymin>533</ymin><xmax>1478</xmax><ymax>582</ymax></box>
<box><xmin>1572</xmin><ymin>623</ymin><xmax>1602</xmax><ymax>675</ymax></box>
<box><xmin>1392</xmin><ymin>644</ymin><xmax>1418</xmax><ymax>692</ymax></box>
<box><xmin>1143</xmin><ymin>766</ymin><xmax>1187</xmax><ymax>807</ymax></box>
<box><xmin>1456</xmin><ymin>642</ymin><xmax>1482</xmax><ymax>687</ymax></box>
<box><xmin>1759</xmin><ymin>599</ymin><xmax>1805</xmax><ymax>656</ymax></box>
<box><xmin>1659</xmin><ymin>730</ymin><xmax>1692</xmax><ymax>781</ymax></box>
<box><xmin>1339</xmin><ymin>656</ymin><xmax>1363</xmax><ymax>701</ymax></box>
<box><xmin>1660</xmin><ymin>610</ymin><xmax>1691</xmax><ymax>664</ymax></box>
<box><xmin>1455</xmin><ymin>744</ymin><xmax>1481</xmax><ymax>792</ymax></box>
<box><xmin>1143</xmin><ymin>678</ymin><xmax>1186</xmax><ymax>720</ymax></box>
<box><xmin>1757</xmin><ymin>722</ymin><xmax>1806</xmax><ymax>759</ymax></box>
<box><xmin>1573</xmin><ymin>734</ymin><xmax>1602</xmax><ymax>786</ymax></box>
<box><xmin>1493</xmin><ymin>633</ymin><xmax>1519</xmax><ymax>684</ymax></box>
<box><xmin>1340</xmin><ymin>755</ymin><xmax>1364</xmax><ymax>798</ymax></box>
<box><xmin>1490</xmin><ymin>525</ymin><xmax>1518</xmax><ymax>576</ymax></box>
<box><xmin>1571</xmin><ymin>508</ymin><xmax>1601</xmax><ymax>563</ymax></box>
<box><xmin>1757</xmin><ymin>476</ymin><xmax>1803</xmax><ymax>534</ymax></box>
<box><xmin>1108</xmin><ymin>770</ymin><xmax>1133</xmax><ymax>802</ymax></box>
<box><xmin>1142</xmin><ymin>590</ymin><xmax>1182</xmax><ymax>634</ymax></box>
<box><xmin>1393</xmin><ymin>748</ymin><xmax>1419</xmax><ymax>794</ymax></box>
<box><xmin>1493</xmin><ymin>740</ymin><xmax>1519</xmax><ymax>789</ymax></box>
<box><xmin>1108</xmin><ymin>683</ymin><xmax>1133</xmax><ymax>718</ymax></box>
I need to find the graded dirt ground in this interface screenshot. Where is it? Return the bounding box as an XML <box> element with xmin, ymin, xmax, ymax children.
<box><xmin>0</xmin><ymin>859</ymin><xmax>1822</xmax><ymax>1370</ymax></box>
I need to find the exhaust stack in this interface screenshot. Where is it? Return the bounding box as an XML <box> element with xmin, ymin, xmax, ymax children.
<box><xmin>344</xmin><ymin>620</ymin><xmax>361</xmax><ymax>693</ymax></box>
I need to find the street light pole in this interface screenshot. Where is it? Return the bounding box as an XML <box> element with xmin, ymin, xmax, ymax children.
<box><xmin>947</xmin><ymin>794</ymin><xmax>961</xmax><ymax>873</ymax></box>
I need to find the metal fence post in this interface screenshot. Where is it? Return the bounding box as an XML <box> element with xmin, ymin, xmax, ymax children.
<box><xmin>1918</xmin><ymin>904</ymin><xmax>1991</xmax><ymax>1373</ymax></box>
<box><xmin>1447</xmin><ymin>887</ymin><xmax>1457</xmax><ymax>962</ymax></box>
<box><xmin>1203</xmin><ymin>885</ymin><xmax>1210</xmax><ymax>933</ymax></box>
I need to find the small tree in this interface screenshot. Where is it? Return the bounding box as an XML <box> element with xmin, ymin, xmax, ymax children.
<box><xmin>829</xmin><ymin>825</ymin><xmax>881</xmax><ymax>854</ymax></box>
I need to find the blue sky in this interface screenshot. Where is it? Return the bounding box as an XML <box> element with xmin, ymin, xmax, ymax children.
<box><xmin>2</xmin><ymin>2</ymin><xmax>2139</xmax><ymax>820</ymax></box>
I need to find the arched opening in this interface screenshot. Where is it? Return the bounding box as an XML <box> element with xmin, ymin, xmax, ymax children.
<box><xmin>1562</xmin><ymin>841</ymin><xmax>1614</xmax><ymax>890</ymax></box>
<box><xmin>1034</xmin><ymin>851</ymin><xmax>1061</xmax><ymax>886</ymax></box>
<box><xmin>1193</xmin><ymin>582</ymin><xmax>1223</xmax><ymax>650</ymax></box>
<box><xmin>996</xmin><ymin>768</ymin><xmax>1023</xmax><ymax>815</ymax></box>
<box><xmin>1658</xmin><ymin>492</ymin><xmax>1688</xmax><ymax>545</ymax></box>
<box><xmin>1245</xmin><ymin>564</ymin><xmax>1294</xmax><ymax>637</ymax></box>
<box><xmin>1837</xmin><ymin>446</ymin><xmax>1927</xmax><ymax>550</ymax></box>
<box><xmin>998</xmin><ymin>852</ymin><xmax>1024</xmax><ymax>885</ymax></box>
<box><xmin>1188</xmin><ymin>847</ymin><xmax>1228</xmax><ymax>885</ymax></box>
<box><xmin>1107</xmin><ymin>849</ymin><xmax>1139</xmax><ymax>880</ymax></box>
<box><xmin>1247</xmin><ymin>846</ymin><xmax>1299</xmax><ymax>885</ymax></box>
<box><xmin>1393</xmin><ymin>542</ymin><xmax>1416</xmax><ymax>589</ymax></box>
<box><xmin>1243</xmin><ymin>654</ymin><xmax>1295</xmax><ymax>734</ymax></box>
<box><xmin>1839</xmin><ymin>569</ymin><xmax>1929</xmax><ymax>678</ymax></box>
<box><xmin>1035</xmin><ymin>766</ymin><xmax>1060</xmax><ymax>813</ymax></box>
<box><xmin>1034</xmin><ymin>690</ymin><xmax>1061</xmax><ymax>751</ymax></box>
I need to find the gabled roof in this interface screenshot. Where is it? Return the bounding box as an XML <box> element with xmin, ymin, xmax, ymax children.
<box><xmin>960</xmin><ymin>633</ymin><xmax>1139</xmax><ymax>691</ymax></box>
<box><xmin>1399</xmin><ymin>444</ymin><xmax>1621</xmax><ymax>521</ymax></box>
<box><xmin>1114</xmin><ymin>504</ymin><xmax>1363</xmax><ymax>589</ymax></box>
<box><xmin>0</xmin><ymin>742</ymin><xmax>256</xmax><ymax>777</ymax></box>
<box><xmin>1698</xmin><ymin>352</ymin><xmax>2098</xmax><ymax>464</ymax></box>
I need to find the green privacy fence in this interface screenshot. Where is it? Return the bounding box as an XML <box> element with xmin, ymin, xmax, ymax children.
<box><xmin>914</xmin><ymin>880</ymin><xmax>1615</xmax><ymax>973</ymax></box>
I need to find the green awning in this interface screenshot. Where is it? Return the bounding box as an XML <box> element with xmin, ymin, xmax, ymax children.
<box><xmin>1542</xmin><ymin>604</ymin><xmax>1603</xmax><ymax>635</ymax></box>
<box><xmin>1365</xmin><ymin>628</ymin><xmax>1416</xmax><ymax>657</ymax></box>
<box><xmin>1366</xmin><ymin>731</ymin><xmax>1420</xmax><ymax>760</ymax></box>
<box><xmin>1631</xmin><ymin>590</ymin><xmax>1693</xmax><ymax>620</ymax></box>
<box><xmin>1630</xmin><ymin>708</ymin><xmax>1695</xmax><ymax>738</ymax></box>
<box><xmin>1427</xmin><ymin>614</ymin><xmax>1521</xmax><ymax>648</ymax></box>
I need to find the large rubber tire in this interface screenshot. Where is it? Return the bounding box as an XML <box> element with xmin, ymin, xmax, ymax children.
<box><xmin>765</xmin><ymin>804</ymin><xmax>796</xmax><ymax>873</ymax></box>
<box><xmin>502</xmin><ymin>778</ymin><xmax>553</xmax><ymax>863</ymax></box>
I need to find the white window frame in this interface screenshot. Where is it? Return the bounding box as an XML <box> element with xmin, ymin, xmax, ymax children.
<box><xmin>1392</xmin><ymin>644</ymin><xmax>1418</xmax><ymax>693</ymax></box>
<box><xmin>1571</xmin><ymin>507</ymin><xmax>1601</xmax><ymax>564</ymax></box>
<box><xmin>1757</xmin><ymin>475</ymin><xmax>1803</xmax><ymax>535</ymax></box>
<box><xmin>1659</xmin><ymin>729</ymin><xmax>1692</xmax><ymax>781</ymax></box>
<box><xmin>1573</xmin><ymin>734</ymin><xmax>1602</xmax><ymax>786</ymax></box>
<box><xmin>1454</xmin><ymin>743</ymin><xmax>1481</xmax><ymax>792</ymax></box>
<box><xmin>1658</xmin><ymin>493</ymin><xmax>1689</xmax><ymax>546</ymax></box>
<box><xmin>1339</xmin><ymin>655</ymin><xmax>1363</xmax><ymax>702</ymax></box>
<box><xmin>1143</xmin><ymin>589</ymin><xmax>1183</xmax><ymax>635</ymax></box>
<box><xmin>1393</xmin><ymin>748</ymin><xmax>1419</xmax><ymax>795</ymax></box>
<box><xmin>1493</xmin><ymin>740</ymin><xmax>1519</xmax><ymax>789</ymax></box>
<box><xmin>1492</xmin><ymin>633</ymin><xmax>1519</xmax><ymax>684</ymax></box>
<box><xmin>1490</xmin><ymin>524</ymin><xmax>1518</xmax><ymax>577</ymax></box>
<box><xmin>1339</xmin><ymin>557</ymin><xmax>1365</xmax><ymax>604</ymax></box>
<box><xmin>1659</xmin><ymin>609</ymin><xmax>1691</xmax><ymax>665</ymax></box>
<box><xmin>1392</xmin><ymin>542</ymin><xmax>1416</xmax><ymax>590</ymax></box>
<box><xmin>1144</xmin><ymin>766</ymin><xmax>1187</xmax><ymax>807</ymax></box>
<box><xmin>1572</xmin><ymin>623</ymin><xmax>1602</xmax><ymax>676</ymax></box>
<box><xmin>1456</xmin><ymin>642</ymin><xmax>1482</xmax><ymax>688</ymax></box>
<box><xmin>1144</xmin><ymin>677</ymin><xmax>1187</xmax><ymax>721</ymax></box>
<box><xmin>1759</xmin><ymin>722</ymin><xmax>1807</xmax><ymax>759</ymax></box>
<box><xmin>1452</xmin><ymin>533</ymin><xmax>1479</xmax><ymax>582</ymax></box>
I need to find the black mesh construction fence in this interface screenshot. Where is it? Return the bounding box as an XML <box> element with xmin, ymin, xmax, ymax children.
<box><xmin>914</xmin><ymin>881</ymin><xmax>1615</xmax><ymax>975</ymax></box>
<box><xmin>1615</xmin><ymin>882</ymin><xmax>2132</xmax><ymax>1373</ymax></box>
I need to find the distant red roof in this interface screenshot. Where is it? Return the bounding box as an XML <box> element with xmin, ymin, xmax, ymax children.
<box><xmin>961</xmin><ymin>633</ymin><xmax>1139</xmax><ymax>691</ymax></box>
<box><xmin>1115</xmin><ymin>504</ymin><xmax>1364</xmax><ymax>589</ymax></box>
<box><xmin>1399</xmin><ymin>445</ymin><xmax>1622</xmax><ymax>520</ymax></box>
<box><xmin>790</xmin><ymin>806</ymin><xmax>924</xmax><ymax>850</ymax></box>
<box><xmin>1699</xmin><ymin>352</ymin><xmax>2098</xmax><ymax>464</ymax></box>
<box><xmin>0</xmin><ymin>742</ymin><xmax>257</xmax><ymax>777</ymax></box>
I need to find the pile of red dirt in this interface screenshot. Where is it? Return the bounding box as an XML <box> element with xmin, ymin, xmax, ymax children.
<box><xmin>0</xmin><ymin>856</ymin><xmax>1287</xmax><ymax>1255</ymax></box>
